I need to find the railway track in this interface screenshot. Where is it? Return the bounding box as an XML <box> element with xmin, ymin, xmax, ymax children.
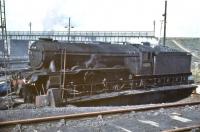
<box><xmin>1</xmin><ymin>101</ymin><xmax>200</xmax><ymax>127</ymax></box>
<box><xmin>162</xmin><ymin>124</ymin><xmax>200</xmax><ymax>132</ymax></box>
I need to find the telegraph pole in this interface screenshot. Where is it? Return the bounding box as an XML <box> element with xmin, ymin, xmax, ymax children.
<box><xmin>153</xmin><ymin>20</ymin><xmax>156</xmax><ymax>37</ymax></box>
<box><xmin>163</xmin><ymin>0</ymin><xmax>167</xmax><ymax>46</ymax></box>
<box><xmin>28</xmin><ymin>22</ymin><xmax>32</xmax><ymax>49</ymax></box>
<box><xmin>65</xmin><ymin>17</ymin><xmax>74</xmax><ymax>42</ymax></box>
<box><xmin>29</xmin><ymin>22</ymin><xmax>32</xmax><ymax>34</ymax></box>
<box><xmin>68</xmin><ymin>17</ymin><xmax>71</xmax><ymax>42</ymax></box>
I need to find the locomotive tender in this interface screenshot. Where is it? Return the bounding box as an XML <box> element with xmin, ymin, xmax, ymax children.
<box><xmin>24</xmin><ymin>38</ymin><xmax>193</xmax><ymax>104</ymax></box>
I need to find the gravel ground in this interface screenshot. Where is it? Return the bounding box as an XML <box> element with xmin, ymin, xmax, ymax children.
<box><xmin>0</xmin><ymin>103</ymin><xmax>160</xmax><ymax>121</ymax></box>
<box><xmin>1</xmin><ymin>104</ymin><xmax>200</xmax><ymax>132</ymax></box>
<box><xmin>0</xmin><ymin>94</ymin><xmax>200</xmax><ymax>132</ymax></box>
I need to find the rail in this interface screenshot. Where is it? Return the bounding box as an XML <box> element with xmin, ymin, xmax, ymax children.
<box><xmin>162</xmin><ymin>124</ymin><xmax>200</xmax><ymax>132</ymax></box>
<box><xmin>0</xmin><ymin>101</ymin><xmax>200</xmax><ymax>126</ymax></box>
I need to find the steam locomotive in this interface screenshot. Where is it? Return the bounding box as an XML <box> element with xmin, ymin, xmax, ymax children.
<box><xmin>22</xmin><ymin>38</ymin><xmax>194</xmax><ymax>105</ymax></box>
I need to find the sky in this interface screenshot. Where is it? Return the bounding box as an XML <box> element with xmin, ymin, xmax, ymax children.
<box><xmin>5</xmin><ymin>0</ymin><xmax>200</xmax><ymax>37</ymax></box>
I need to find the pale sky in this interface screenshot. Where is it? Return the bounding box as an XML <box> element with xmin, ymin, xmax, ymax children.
<box><xmin>5</xmin><ymin>0</ymin><xmax>200</xmax><ymax>37</ymax></box>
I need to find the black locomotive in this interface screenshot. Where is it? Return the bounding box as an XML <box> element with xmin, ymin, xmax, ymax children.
<box><xmin>23</xmin><ymin>38</ymin><xmax>193</xmax><ymax>104</ymax></box>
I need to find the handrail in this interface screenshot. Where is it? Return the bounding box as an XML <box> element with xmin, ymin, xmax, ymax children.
<box><xmin>0</xmin><ymin>31</ymin><xmax>156</xmax><ymax>41</ymax></box>
<box><xmin>2</xmin><ymin>31</ymin><xmax>155</xmax><ymax>37</ymax></box>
